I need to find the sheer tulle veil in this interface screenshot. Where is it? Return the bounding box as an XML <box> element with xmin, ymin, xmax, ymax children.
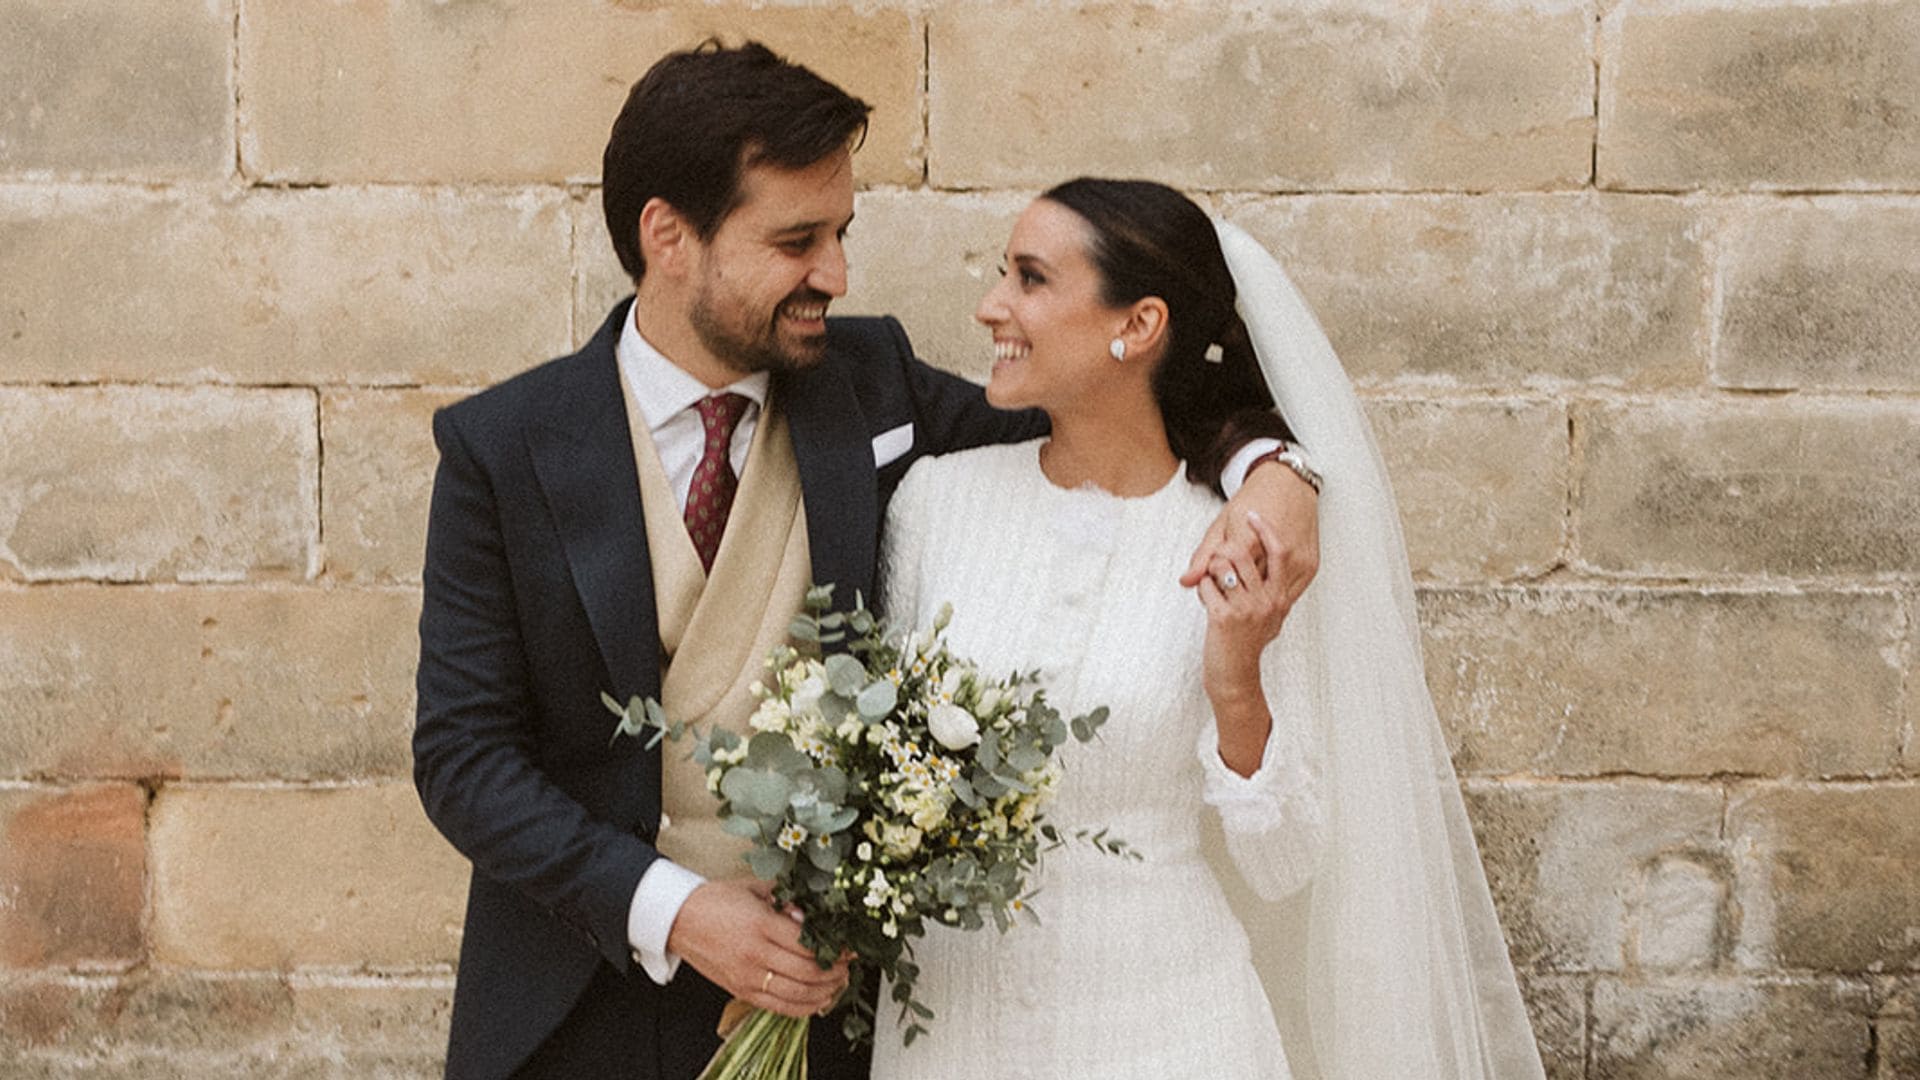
<box><xmin>1204</xmin><ymin>220</ymin><xmax>1547</xmax><ymax>1080</ymax></box>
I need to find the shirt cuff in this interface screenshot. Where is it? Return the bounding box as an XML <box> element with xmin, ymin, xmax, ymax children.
<box><xmin>1220</xmin><ymin>438</ymin><xmax>1286</xmax><ymax>498</ymax></box>
<box><xmin>627</xmin><ymin>858</ymin><xmax>706</xmax><ymax>986</ymax></box>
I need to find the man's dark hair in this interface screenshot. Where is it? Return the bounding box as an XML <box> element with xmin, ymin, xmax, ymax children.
<box><xmin>602</xmin><ymin>40</ymin><xmax>872</xmax><ymax>281</ymax></box>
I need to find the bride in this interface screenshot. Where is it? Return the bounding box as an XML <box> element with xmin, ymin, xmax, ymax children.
<box><xmin>870</xmin><ymin>179</ymin><xmax>1546</xmax><ymax>1079</ymax></box>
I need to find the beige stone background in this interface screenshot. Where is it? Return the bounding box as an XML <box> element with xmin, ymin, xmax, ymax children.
<box><xmin>1</xmin><ymin>0</ymin><xmax>1917</xmax><ymax>1076</ymax></box>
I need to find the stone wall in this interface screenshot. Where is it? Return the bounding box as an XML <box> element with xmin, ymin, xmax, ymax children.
<box><xmin>2</xmin><ymin>1</ymin><xmax>1916</xmax><ymax>1076</ymax></box>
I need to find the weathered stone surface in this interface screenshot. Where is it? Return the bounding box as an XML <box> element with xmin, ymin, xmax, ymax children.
<box><xmin>1421</xmin><ymin>589</ymin><xmax>1904</xmax><ymax>778</ymax></box>
<box><xmin>840</xmin><ymin>189</ymin><xmax>1030</xmax><ymax>381</ymax></box>
<box><xmin>931</xmin><ymin>4</ymin><xmax>1593</xmax><ymax>190</ymax></box>
<box><xmin>1520</xmin><ymin>973</ymin><xmax>1588</xmax><ymax>1080</ymax></box>
<box><xmin>1366</xmin><ymin>399</ymin><xmax>1567</xmax><ymax>582</ymax></box>
<box><xmin>1464</xmin><ymin>780</ymin><xmax>1726</xmax><ymax>972</ymax></box>
<box><xmin>1600</xmin><ymin>2</ymin><xmax>1920</xmax><ymax>190</ymax></box>
<box><xmin>573</xmin><ymin>194</ymin><xmax>632</xmax><ymax>349</ymax></box>
<box><xmin>1907</xmin><ymin>594</ymin><xmax>1919</xmax><ymax>775</ymax></box>
<box><xmin>322</xmin><ymin>391</ymin><xmax>465</xmax><ymax>584</ymax></box>
<box><xmin>1226</xmin><ymin>194</ymin><xmax>1706</xmax><ymax>389</ymax></box>
<box><xmin>0</xmin><ymin>389</ymin><xmax>316</xmax><ymax>583</ymax></box>
<box><xmin>0</xmin><ymin>0</ymin><xmax>232</xmax><ymax>179</ymax></box>
<box><xmin>1591</xmin><ymin>976</ymin><xmax>1874</xmax><ymax>1080</ymax></box>
<box><xmin>0</xmin><ymin>587</ymin><xmax>418</xmax><ymax>781</ymax></box>
<box><xmin>1729</xmin><ymin>784</ymin><xmax>1920</xmax><ymax>973</ymax></box>
<box><xmin>150</xmin><ymin>785</ymin><xmax>466</xmax><ymax>969</ymax></box>
<box><xmin>1576</xmin><ymin>400</ymin><xmax>1920</xmax><ymax>578</ymax></box>
<box><xmin>242</xmin><ymin>2</ymin><xmax>921</xmax><ymax>185</ymax></box>
<box><xmin>0</xmin><ymin>972</ymin><xmax>450</xmax><ymax>1078</ymax></box>
<box><xmin>0</xmin><ymin>786</ymin><xmax>145</xmax><ymax>969</ymax></box>
<box><xmin>1713</xmin><ymin>198</ymin><xmax>1920</xmax><ymax>392</ymax></box>
<box><xmin>0</xmin><ymin>186</ymin><xmax>570</xmax><ymax>385</ymax></box>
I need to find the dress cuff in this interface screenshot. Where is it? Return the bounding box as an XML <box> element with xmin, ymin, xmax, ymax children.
<box><xmin>1220</xmin><ymin>438</ymin><xmax>1285</xmax><ymax>498</ymax></box>
<box><xmin>1199</xmin><ymin>730</ymin><xmax>1307</xmax><ymax>837</ymax></box>
<box><xmin>627</xmin><ymin>858</ymin><xmax>706</xmax><ymax>985</ymax></box>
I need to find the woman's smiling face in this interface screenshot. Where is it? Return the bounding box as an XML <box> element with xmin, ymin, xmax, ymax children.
<box><xmin>975</xmin><ymin>198</ymin><xmax>1130</xmax><ymax>414</ymax></box>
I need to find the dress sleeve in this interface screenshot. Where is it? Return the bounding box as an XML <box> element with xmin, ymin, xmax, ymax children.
<box><xmin>878</xmin><ymin>457</ymin><xmax>935</xmax><ymax>624</ymax></box>
<box><xmin>1195</xmin><ymin>621</ymin><xmax>1328</xmax><ymax>901</ymax></box>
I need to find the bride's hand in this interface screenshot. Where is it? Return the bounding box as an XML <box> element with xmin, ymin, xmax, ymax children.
<box><xmin>1181</xmin><ymin>458</ymin><xmax>1319</xmax><ymax>618</ymax></box>
<box><xmin>1197</xmin><ymin>512</ymin><xmax>1288</xmax><ymax>776</ymax></box>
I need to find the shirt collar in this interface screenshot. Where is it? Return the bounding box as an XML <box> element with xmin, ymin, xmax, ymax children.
<box><xmin>617</xmin><ymin>305</ymin><xmax>770</xmax><ymax>434</ymax></box>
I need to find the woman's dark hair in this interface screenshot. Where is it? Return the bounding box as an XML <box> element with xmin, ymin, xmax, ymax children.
<box><xmin>602</xmin><ymin>40</ymin><xmax>872</xmax><ymax>281</ymax></box>
<box><xmin>1039</xmin><ymin>178</ymin><xmax>1294</xmax><ymax>493</ymax></box>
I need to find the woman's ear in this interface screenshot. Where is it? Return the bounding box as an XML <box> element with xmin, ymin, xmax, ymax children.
<box><xmin>1119</xmin><ymin>296</ymin><xmax>1171</xmax><ymax>363</ymax></box>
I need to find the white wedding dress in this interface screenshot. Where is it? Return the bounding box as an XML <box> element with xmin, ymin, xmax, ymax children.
<box><xmin>870</xmin><ymin>440</ymin><xmax>1326</xmax><ymax>1080</ymax></box>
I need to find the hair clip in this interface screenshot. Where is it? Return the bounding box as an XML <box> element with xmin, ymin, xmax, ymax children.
<box><xmin>1203</xmin><ymin>343</ymin><xmax>1225</xmax><ymax>363</ymax></box>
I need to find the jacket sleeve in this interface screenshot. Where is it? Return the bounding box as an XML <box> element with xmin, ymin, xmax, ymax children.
<box><xmin>412</xmin><ymin>407</ymin><xmax>658</xmax><ymax>972</ymax></box>
<box><xmin>883</xmin><ymin>316</ymin><xmax>1048</xmax><ymax>456</ymax></box>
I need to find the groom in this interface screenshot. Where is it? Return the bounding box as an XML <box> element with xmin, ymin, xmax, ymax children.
<box><xmin>413</xmin><ymin>40</ymin><xmax>1320</xmax><ymax>1080</ymax></box>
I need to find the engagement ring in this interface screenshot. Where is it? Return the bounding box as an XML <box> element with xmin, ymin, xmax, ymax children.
<box><xmin>762</xmin><ymin>970</ymin><xmax>773</xmax><ymax>992</ymax></box>
<box><xmin>1221</xmin><ymin>571</ymin><xmax>1240</xmax><ymax>590</ymax></box>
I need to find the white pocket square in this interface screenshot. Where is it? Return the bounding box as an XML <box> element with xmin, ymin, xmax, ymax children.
<box><xmin>871</xmin><ymin>422</ymin><xmax>914</xmax><ymax>468</ymax></box>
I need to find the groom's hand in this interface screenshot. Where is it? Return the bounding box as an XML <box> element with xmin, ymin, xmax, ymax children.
<box><xmin>667</xmin><ymin>879</ymin><xmax>850</xmax><ymax>1018</ymax></box>
<box><xmin>1183</xmin><ymin>461</ymin><xmax>1319</xmax><ymax>620</ymax></box>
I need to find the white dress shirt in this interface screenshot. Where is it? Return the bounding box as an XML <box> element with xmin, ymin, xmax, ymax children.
<box><xmin>617</xmin><ymin>311</ymin><xmax>768</xmax><ymax>986</ymax></box>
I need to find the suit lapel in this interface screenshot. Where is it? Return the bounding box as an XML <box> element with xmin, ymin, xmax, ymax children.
<box><xmin>780</xmin><ymin>358</ymin><xmax>877</xmax><ymax>613</ymax></box>
<box><xmin>526</xmin><ymin>301</ymin><xmax>659</xmax><ymax>701</ymax></box>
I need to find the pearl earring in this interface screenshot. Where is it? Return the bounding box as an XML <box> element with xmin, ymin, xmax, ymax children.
<box><xmin>1109</xmin><ymin>338</ymin><xmax>1127</xmax><ymax>362</ymax></box>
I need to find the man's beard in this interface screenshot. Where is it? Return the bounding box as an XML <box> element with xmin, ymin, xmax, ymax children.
<box><xmin>688</xmin><ymin>284</ymin><xmax>832</xmax><ymax>376</ymax></box>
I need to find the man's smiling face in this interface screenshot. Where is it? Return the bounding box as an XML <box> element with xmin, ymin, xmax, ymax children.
<box><xmin>686</xmin><ymin>147</ymin><xmax>857</xmax><ymax>376</ymax></box>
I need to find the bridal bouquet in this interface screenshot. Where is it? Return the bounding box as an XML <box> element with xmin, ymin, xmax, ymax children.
<box><xmin>606</xmin><ymin>585</ymin><xmax>1131</xmax><ymax>1079</ymax></box>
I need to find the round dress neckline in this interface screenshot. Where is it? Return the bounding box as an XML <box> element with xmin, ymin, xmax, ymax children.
<box><xmin>1029</xmin><ymin>439</ymin><xmax>1188</xmax><ymax>502</ymax></box>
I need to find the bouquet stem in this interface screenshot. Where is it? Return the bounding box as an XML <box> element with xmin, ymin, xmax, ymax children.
<box><xmin>697</xmin><ymin>1003</ymin><xmax>809</xmax><ymax>1080</ymax></box>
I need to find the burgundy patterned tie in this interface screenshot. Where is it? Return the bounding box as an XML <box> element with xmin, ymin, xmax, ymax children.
<box><xmin>684</xmin><ymin>392</ymin><xmax>752</xmax><ymax>572</ymax></box>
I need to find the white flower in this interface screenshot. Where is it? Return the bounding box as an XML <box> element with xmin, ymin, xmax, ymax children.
<box><xmin>749</xmin><ymin>698</ymin><xmax>791</xmax><ymax>732</ymax></box>
<box><xmin>855</xmin><ymin>841</ymin><xmax>873</xmax><ymax>862</ymax></box>
<box><xmin>928</xmin><ymin>702</ymin><xmax>981</xmax><ymax>751</ymax></box>
<box><xmin>939</xmin><ymin>666</ymin><xmax>964</xmax><ymax>700</ymax></box>
<box><xmin>976</xmin><ymin>687</ymin><xmax>1003</xmax><ymax>716</ymax></box>
<box><xmin>790</xmin><ymin>671</ymin><xmax>828</xmax><ymax>715</ymax></box>
<box><xmin>777</xmin><ymin>823</ymin><xmax>808</xmax><ymax>852</ymax></box>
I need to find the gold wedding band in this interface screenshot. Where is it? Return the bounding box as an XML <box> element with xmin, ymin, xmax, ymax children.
<box><xmin>761</xmin><ymin>970</ymin><xmax>774</xmax><ymax>992</ymax></box>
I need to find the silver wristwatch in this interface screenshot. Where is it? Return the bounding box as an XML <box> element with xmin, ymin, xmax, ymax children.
<box><xmin>1252</xmin><ymin>441</ymin><xmax>1323</xmax><ymax>494</ymax></box>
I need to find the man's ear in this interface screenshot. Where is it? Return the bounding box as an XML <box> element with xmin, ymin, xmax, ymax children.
<box><xmin>638</xmin><ymin>198</ymin><xmax>694</xmax><ymax>278</ymax></box>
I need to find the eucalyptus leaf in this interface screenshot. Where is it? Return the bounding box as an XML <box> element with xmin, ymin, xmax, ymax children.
<box><xmin>825</xmin><ymin>654</ymin><xmax>866</xmax><ymax>696</ymax></box>
<box><xmin>746</xmin><ymin>846</ymin><xmax>793</xmax><ymax>880</ymax></box>
<box><xmin>720</xmin><ymin>814</ymin><xmax>764</xmax><ymax>840</ymax></box>
<box><xmin>721</xmin><ymin>768</ymin><xmax>793</xmax><ymax>818</ymax></box>
<box><xmin>856</xmin><ymin>679</ymin><xmax>897</xmax><ymax>719</ymax></box>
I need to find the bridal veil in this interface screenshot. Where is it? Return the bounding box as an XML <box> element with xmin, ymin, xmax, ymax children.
<box><xmin>1206</xmin><ymin>220</ymin><xmax>1547</xmax><ymax>1080</ymax></box>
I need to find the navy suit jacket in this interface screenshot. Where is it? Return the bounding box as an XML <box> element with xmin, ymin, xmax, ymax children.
<box><xmin>413</xmin><ymin>300</ymin><xmax>1042</xmax><ymax>1079</ymax></box>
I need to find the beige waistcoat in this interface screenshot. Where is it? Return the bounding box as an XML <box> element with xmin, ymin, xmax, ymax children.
<box><xmin>621</xmin><ymin>380</ymin><xmax>813</xmax><ymax>882</ymax></box>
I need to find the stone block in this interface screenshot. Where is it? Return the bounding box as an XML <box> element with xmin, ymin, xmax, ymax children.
<box><xmin>242</xmin><ymin>1</ymin><xmax>920</xmax><ymax>185</ymax></box>
<box><xmin>0</xmin><ymin>185</ymin><xmax>571</xmax><ymax>386</ymax></box>
<box><xmin>0</xmin><ymin>972</ymin><xmax>450</xmax><ymax>1077</ymax></box>
<box><xmin>322</xmin><ymin>391</ymin><xmax>466</xmax><ymax>584</ymax></box>
<box><xmin>1520</xmin><ymin>972</ymin><xmax>1588</xmax><ymax>1080</ymax></box>
<box><xmin>1600</xmin><ymin>2</ymin><xmax>1920</xmax><ymax>190</ymax></box>
<box><xmin>0</xmin><ymin>786</ymin><xmax>145</xmax><ymax>969</ymax></box>
<box><xmin>931</xmin><ymin>4</ymin><xmax>1593</xmax><ymax>190</ymax></box>
<box><xmin>150</xmin><ymin>785</ymin><xmax>466</xmax><ymax>969</ymax></box>
<box><xmin>1226</xmin><ymin>193</ymin><xmax>1706</xmax><ymax>389</ymax></box>
<box><xmin>1591</xmin><ymin>976</ymin><xmax>1874</xmax><ymax>1080</ymax></box>
<box><xmin>1420</xmin><ymin>589</ymin><xmax>1904</xmax><ymax>778</ymax></box>
<box><xmin>1464</xmin><ymin>780</ymin><xmax>1726</xmax><ymax>972</ymax></box>
<box><xmin>1908</xmin><ymin>594</ymin><xmax>1919</xmax><ymax>775</ymax></box>
<box><xmin>0</xmin><ymin>586</ymin><xmax>418</xmax><ymax>781</ymax></box>
<box><xmin>1882</xmin><ymin>1015</ymin><xmax>1920</xmax><ymax>1080</ymax></box>
<box><xmin>1576</xmin><ymin>399</ymin><xmax>1920</xmax><ymax>578</ymax></box>
<box><xmin>840</xmin><ymin>189</ymin><xmax>1031</xmax><ymax>381</ymax></box>
<box><xmin>1729</xmin><ymin>784</ymin><xmax>1920</xmax><ymax>973</ymax></box>
<box><xmin>1366</xmin><ymin>399</ymin><xmax>1567</xmax><ymax>582</ymax></box>
<box><xmin>0</xmin><ymin>388</ymin><xmax>316</xmax><ymax>583</ymax></box>
<box><xmin>0</xmin><ymin>0</ymin><xmax>232</xmax><ymax>179</ymax></box>
<box><xmin>1714</xmin><ymin>198</ymin><xmax>1920</xmax><ymax>392</ymax></box>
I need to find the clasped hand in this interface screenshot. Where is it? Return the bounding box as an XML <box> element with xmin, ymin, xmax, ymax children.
<box><xmin>667</xmin><ymin>879</ymin><xmax>851</xmax><ymax>1018</ymax></box>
